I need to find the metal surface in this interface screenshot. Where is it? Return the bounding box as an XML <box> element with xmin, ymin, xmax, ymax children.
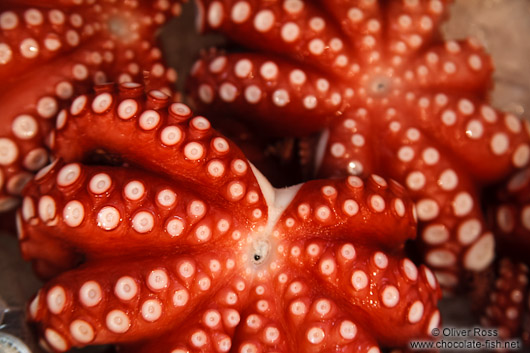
<box><xmin>0</xmin><ymin>333</ymin><xmax>32</xmax><ymax>353</ymax></box>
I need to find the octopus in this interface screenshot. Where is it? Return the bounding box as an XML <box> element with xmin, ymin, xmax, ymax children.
<box><xmin>472</xmin><ymin>168</ymin><xmax>530</xmax><ymax>344</ymax></box>
<box><xmin>187</xmin><ymin>0</ymin><xmax>530</xmax><ymax>291</ymax></box>
<box><xmin>475</xmin><ymin>258</ymin><xmax>529</xmax><ymax>345</ymax></box>
<box><xmin>0</xmin><ymin>0</ymin><xmax>181</xmax><ymax>215</ymax></box>
<box><xmin>18</xmin><ymin>83</ymin><xmax>441</xmax><ymax>352</ymax></box>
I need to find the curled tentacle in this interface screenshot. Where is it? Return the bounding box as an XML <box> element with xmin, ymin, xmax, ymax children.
<box><xmin>52</xmin><ymin>83</ymin><xmax>268</xmax><ymax>223</ymax></box>
<box><xmin>281</xmin><ymin>240</ymin><xmax>441</xmax><ymax>347</ymax></box>
<box><xmin>0</xmin><ymin>0</ymin><xmax>180</xmax><ymax>213</ymax></box>
<box><xmin>196</xmin><ymin>0</ymin><xmax>356</xmax><ymax>77</ymax></box>
<box><xmin>20</xmin><ymin>89</ymin><xmax>439</xmax><ymax>350</ymax></box>
<box><xmin>189</xmin><ymin>52</ymin><xmax>348</xmax><ymax>136</ymax></box>
<box><xmin>28</xmin><ymin>251</ymin><xmax>236</xmax><ymax>351</ymax></box>
<box><xmin>187</xmin><ymin>0</ymin><xmax>530</xmax><ymax>293</ymax></box>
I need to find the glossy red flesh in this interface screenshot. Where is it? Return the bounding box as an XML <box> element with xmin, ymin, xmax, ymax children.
<box><xmin>490</xmin><ymin>167</ymin><xmax>530</xmax><ymax>260</ymax></box>
<box><xmin>188</xmin><ymin>0</ymin><xmax>530</xmax><ymax>290</ymax></box>
<box><xmin>21</xmin><ymin>83</ymin><xmax>441</xmax><ymax>352</ymax></box>
<box><xmin>0</xmin><ymin>0</ymin><xmax>180</xmax><ymax>213</ymax></box>
<box><xmin>478</xmin><ymin>259</ymin><xmax>529</xmax><ymax>341</ymax></box>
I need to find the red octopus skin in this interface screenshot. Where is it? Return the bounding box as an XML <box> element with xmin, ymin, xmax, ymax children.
<box><xmin>0</xmin><ymin>0</ymin><xmax>181</xmax><ymax>214</ymax></box>
<box><xmin>491</xmin><ymin>167</ymin><xmax>530</xmax><ymax>262</ymax></box>
<box><xmin>481</xmin><ymin>168</ymin><xmax>530</xmax><ymax>345</ymax></box>
<box><xmin>187</xmin><ymin>0</ymin><xmax>530</xmax><ymax>290</ymax></box>
<box><xmin>19</xmin><ymin>82</ymin><xmax>441</xmax><ymax>352</ymax></box>
<box><xmin>477</xmin><ymin>259</ymin><xmax>529</xmax><ymax>342</ymax></box>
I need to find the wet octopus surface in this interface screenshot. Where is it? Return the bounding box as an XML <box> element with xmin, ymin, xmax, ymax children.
<box><xmin>0</xmin><ymin>0</ymin><xmax>180</xmax><ymax>214</ymax></box>
<box><xmin>188</xmin><ymin>0</ymin><xmax>530</xmax><ymax>291</ymax></box>
<box><xmin>5</xmin><ymin>0</ymin><xmax>529</xmax><ymax>351</ymax></box>
<box><xmin>19</xmin><ymin>83</ymin><xmax>441</xmax><ymax>352</ymax></box>
<box><xmin>476</xmin><ymin>168</ymin><xmax>530</xmax><ymax>343</ymax></box>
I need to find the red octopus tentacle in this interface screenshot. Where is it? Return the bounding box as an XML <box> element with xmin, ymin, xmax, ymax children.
<box><xmin>250</xmin><ymin>276</ymin><xmax>380</xmax><ymax>353</ymax></box>
<box><xmin>90</xmin><ymin>0</ymin><xmax>180</xmax><ymax>46</ymax></box>
<box><xmin>319</xmin><ymin>113</ymin><xmax>497</xmax><ymax>290</ymax></box>
<box><xmin>28</xmin><ymin>251</ymin><xmax>236</xmax><ymax>351</ymax></box>
<box><xmin>133</xmin><ymin>44</ymin><xmax>178</xmax><ymax>95</ymax></box>
<box><xmin>196</xmin><ymin>0</ymin><xmax>355</xmax><ymax>77</ymax></box>
<box><xmin>411</xmin><ymin>94</ymin><xmax>530</xmax><ymax>182</ymax></box>
<box><xmin>106</xmin><ymin>40</ymin><xmax>177</xmax><ymax>95</ymax></box>
<box><xmin>378</xmin><ymin>120</ymin><xmax>496</xmax><ymax>286</ymax></box>
<box><xmin>121</xmin><ymin>275</ymin><xmax>250</xmax><ymax>353</ymax></box>
<box><xmin>21</xmin><ymin>162</ymin><xmax>439</xmax><ymax>351</ymax></box>
<box><xmin>0</xmin><ymin>1</ymin><xmax>180</xmax><ymax>214</ymax></box>
<box><xmin>0</xmin><ymin>47</ymin><xmax>102</xmax><ymax>211</ymax></box>
<box><xmin>410</xmin><ymin>39</ymin><xmax>493</xmax><ymax>95</ymax></box>
<box><xmin>52</xmin><ymin>83</ymin><xmax>268</xmax><ymax>222</ymax></box>
<box><xmin>490</xmin><ymin>167</ymin><xmax>530</xmax><ymax>262</ymax></box>
<box><xmin>17</xmin><ymin>209</ymin><xmax>79</xmax><ymax>279</ymax></box>
<box><xmin>318</xmin><ymin>0</ymin><xmax>384</xmax><ymax>64</ymax></box>
<box><xmin>384</xmin><ymin>0</ymin><xmax>452</xmax><ymax>59</ymax></box>
<box><xmin>19</xmin><ymin>162</ymin><xmax>246</xmax><ymax>265</ymax></box>
<box><xmin>228</xmin><ymin>282</ymin><xmax>291</xmax><ymax>353</ymax></box>
<box><xmin>479</xmin><ymin>259</ymin><xmax>529</xmax><ymax>340</ymax></box>
<box><xmin>482</xmin><ymin>157</ymin><xmax>530</xmax><ymax>346</ymax></box>
<box><xmin>316</xmin><ymin>109</ymin><xmax>377</xmax><ymax>179</ymax></box>
<box><xmin>282</xmin><ymin>239</ymin><xmax>441</xmax><ymax>348</ymax></box>
<box><xmin>0</xmin><ymin>1</ymin><xmax>179</xmax><ymax>83</ymax></box>
<box><xmin>1</xmin><ymin>1</ymin><xmax>94</xmax><ymax>8</ymax></box>
<box><xmin>0</xmin><ymin>6</ymin><xmax>96</xmax><ymax>83</ymax></box>
<box><xmin>189</xmin><ymin>52</ymin><xmax>348</xmax><ymax>136</ymax></box>
<box><xmin>275</xmin><ymin>177</ymin><xmax>416</xmax><ymax>251</ymax></box>
<box><xmin>0</xmin><ymin>40</ymin><xmax>175</xmax><ymax>211</ymax></box>
<box><xmin>122</xmin><ymin>274</ymin><xmax>382</xmax><ymax>353</ymax></box>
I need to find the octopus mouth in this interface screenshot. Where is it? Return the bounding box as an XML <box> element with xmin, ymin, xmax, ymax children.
<box><xmin>244</xmin><ymin>164</ymin><xmax>302</xmax><ymax>274</ymax></box>
<box><xmin>107</xmin><ymin>16</ymin><xmax>137</xmax><ymax>43</ymax></box>
<box><xmin>249</xmin><ymin>238</ymin><xmax>271</xmax><ymax>265</ymax></box>
<box><xmin>108</xmin><ymin>17</ymin><xmax>128</xmax><ymax>37</ymax></box>
<box><xmin>367</xmin><ymin>75</ymin><xmax>392</xmax><ymax>97</ymax></box>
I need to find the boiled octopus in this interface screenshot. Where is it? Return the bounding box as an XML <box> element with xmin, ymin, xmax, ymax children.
<box><xmin>187</xmin><ymin>0</ymin><xmax>530</xmax><ymax>291</ymax></box>
<box><xmin>18</xmin><ymin>82</ymin><xmax>441</xmax><ymax>352</ymax></box>
<box><xmin>474</xmin><ymin>258</ymin><xmax>529</xmax><ymax>346</ymax></box>
<box><xmin>470</xmin><ymin>168</ymin><xmax>530</xmax><ymax>344</ymax></box>
<box><xmin>0</xmin><ymin>0</ymin><xmax>181</xmax><ymax>215</ymax></box>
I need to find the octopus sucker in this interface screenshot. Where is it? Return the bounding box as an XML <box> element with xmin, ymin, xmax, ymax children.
<box><xmin>188</xmin><ymin>0</ymin><xmax>530</xmax><ymax>291</ymax></box>
<box><xmin>19</xmin><ymin>82</ymin><xmax>441</xmax><ymax>352</ymax></box>
<box><xmin>468</xmin><ymin>165</ymin><xmax>530</xmax><ymax>344</ymax></box>
<box><xmin>0</xmin><ymin>0</ymin><xmax>181</xmax><ymax>217</ymax></box>
<box><xmin>5</xmin><ymin>0</ymin><xmax>530</xmax><ymax>351</ymax></box>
